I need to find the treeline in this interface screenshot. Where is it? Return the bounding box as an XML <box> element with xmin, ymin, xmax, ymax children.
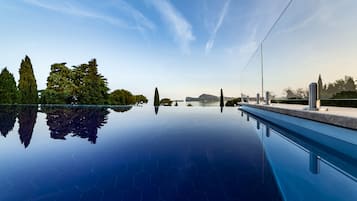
<box><xmin>0</xmin><ymin>56</ymin><xmax>37</xmax><ymax>104</ymax></box>
<box><xmin>284</xmin><ymin>75</ymin><xmax>357</xmax><ymax>99</ymax></box>
<box><xmin>319</xmin><ymin>75</ymin><xmax>357</xmax><ymax>99</ymax></box>
<box><xmin>0</xmin><ymin>56</ymin><xmax>147</xmax><ymax>105</ymax></box>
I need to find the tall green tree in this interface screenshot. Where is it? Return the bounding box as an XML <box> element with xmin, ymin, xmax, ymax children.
<box><xmin>73</xmin><ymin>59</ymin><xmax>109</xmax><ymax>104</ymax></box>
<box><xmin>220</xmin><ymin>88</ymin><xmax>224</xmax><ymax>107</ymax></box>
<box><xmin>72</xmin><ymin>63</ymin><xmax>87</xmax><ymax>103</ymax></box>
<box><xmin>154</xmin><ymin>87</ymin><xmax>160</xmax><ymax>106</ymax></box>
<box><xmin>318</xmin><ymin>74</ymin><xmax>323</xmax><ymax>98</ymax></box>
<box><xmin>41</xmin><ymin>63</ymin><xmax>76</xmax><ymax>104</ymax></box>
<box><xmin>344</xmin><ymin>76</ymin><xmax>356</xmax><ymax>91</ymax></box>
<box><xmin>134</xmin><ymin>95</ymin><xmax>148</xmax><ymax>104</ymax></box>
<box><xmin>18</xmin><ymin>56</ymin><xmax>38</xmax><ymax>104</ymax></box>
<box><xmin>0</xmin><ymin>68</ymin><xmax>18</xmax><ymax>104</ymax></box>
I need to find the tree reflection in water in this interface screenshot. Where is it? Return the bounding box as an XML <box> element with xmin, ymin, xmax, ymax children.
<box><xmin>0</xmin><ymin>105</ymin><xmax>17</xmax><ymax>137</ymax></box>
<box><xmin>0</xmin><ymin>105</ymin><xmax>134</xmax><ymax>147</ymax></box>
<box><xmin>110</xmin><ymin>106</ymin><xmax>132</xmax><ymax>113</ymax></box>
<box><xmin>18</xmin><ymin>106</ymin><xmax>37</xmax><ymax>148</ymax></box>
<box><xmin>43</xmin><ymin>107</ymin><xmax>110</xmax><ymax>144</ymax></box>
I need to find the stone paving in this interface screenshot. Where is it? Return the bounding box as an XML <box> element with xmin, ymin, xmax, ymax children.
<box><xmin>240</xmin><ymin>103</ymin><xmax>357</xmax><ymax>130</ymax></box>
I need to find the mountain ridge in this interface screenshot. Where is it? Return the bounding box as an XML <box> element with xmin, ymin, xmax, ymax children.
<box><xmin>186</xmin><ymin>94</ymin><xmax>234</xmax><ymax>102</ymax></box>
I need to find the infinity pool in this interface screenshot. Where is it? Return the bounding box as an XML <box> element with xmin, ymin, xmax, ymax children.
<box><xmin>0</xmin><ymin>106</ymin><xmax>355</xmax><ymax>201</ymax></box>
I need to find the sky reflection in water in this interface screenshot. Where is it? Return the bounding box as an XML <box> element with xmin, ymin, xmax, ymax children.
<box><xmin>0</xmin><ymin>106</ymin><xmax>355</xmax><ymax>201</ymax></box>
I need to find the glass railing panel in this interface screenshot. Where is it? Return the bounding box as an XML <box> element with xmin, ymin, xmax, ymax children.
<box><xmin>241</xmin><ymin>0</ymin><xmax>357</xmax><ymax>103</ymax></box>
<box><xmin>240</xmin><ymin>46</ymin><xmax>262</xmax><ymax>101</ymax></box>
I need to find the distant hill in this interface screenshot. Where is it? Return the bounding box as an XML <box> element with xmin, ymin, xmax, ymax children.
<box><xmin>186</xmin><ymin>94</ymin><xmax>234</xmax><ymax>102</ymax></box>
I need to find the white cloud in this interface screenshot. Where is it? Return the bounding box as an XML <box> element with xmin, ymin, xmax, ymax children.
<box><xmin>150</xmin><ymin>0</ymin><xmax>195</xmax><ymax>53</ymax></box>
<box><xmin>277</xmin><ymin>1</ymin><xmax>342</xmax><ymax>34</ymax></box>
<box><xmin>205</xmin><ymin>0</ymin><xmax>230</xmax><ymax>54</ymax></box>
<box><xmin>24</xmin><ymin>0</ymin><xmax>131</xmax><ymax>29</ymax></box>
<box><xmin>113</xmin><ymin>0</ymin><xmax>156</xmax><ymax>31</ymax></box>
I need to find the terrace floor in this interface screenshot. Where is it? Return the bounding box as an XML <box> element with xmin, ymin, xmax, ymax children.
<box><xmin>268</xmin><ymin>103</ymin><xmax>357</xmax><ymax>119</ymax></box>
<box><xmin>239</xmin><ymin>103</ymin><xmax>357</xmax><ymax>130</ymax></box>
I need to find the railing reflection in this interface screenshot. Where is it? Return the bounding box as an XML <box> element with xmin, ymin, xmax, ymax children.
<box><xmin>240</xmin><ymin>110</ymin><xmax>357</xmax><ymax>200</ymax></box>
<box><xmin>309</xmin><ymin>152</ymin><xmax>320</xmax><ymax>174</ymax></box>
<box><xmin>240</xmin><ymin>110</ymin><xmax>357</xmax><ymax>179</ymax></box>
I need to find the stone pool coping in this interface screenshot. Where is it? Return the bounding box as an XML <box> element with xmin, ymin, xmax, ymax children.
<box><xmin>239</xmin><ymin>103</ymin><xmax>357</xmax><ymax>130</ymax></box>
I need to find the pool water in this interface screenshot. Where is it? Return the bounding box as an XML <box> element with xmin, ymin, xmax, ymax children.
<box><xmin>0</xmin><ymin>106</ymin><xmax>355</xmax><ymax>201</ymax></box>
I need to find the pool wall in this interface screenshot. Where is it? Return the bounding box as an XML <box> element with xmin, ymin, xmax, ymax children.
<box><xmin>240</xmin><ymin>105</ymin><xmax>357</xmax><ymax>161</ymax></box>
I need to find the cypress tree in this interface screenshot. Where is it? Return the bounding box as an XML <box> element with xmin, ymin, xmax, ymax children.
<box><xmin>0</xmin><ymin>68</ymin><xmax>18</xmax><ymax>104</ymax></box>
<box><xmin>318</xmin><ymin>74</ymin><xmax>323</xmax><ymax>98</ymax></box>
<box><xmin>154</xmin><ymin>87</ymin><xmax>160</xmax><ymax>106</ymax></box>
<box><xmin>220</xmin><ymin>88</ymin><xmax>224</xmax><ymax>107</ymax></box>
<box><xmin>18</xmin><ymin>56</ymin><xmax>38</xmax><ymax>104</ymax></box>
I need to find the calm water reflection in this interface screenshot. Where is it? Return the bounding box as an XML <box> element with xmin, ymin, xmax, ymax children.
<box><xmin>0</xmin><ymin>106</ymin><xmax>281</xmax><ymax>201</ymax></box>
<box><xmin>0</xmin><ymin>106</ymin><xmax>355</xmax><ymax>201</ymax></box>
<box><xmin>0</xmin><ymin>105</ymin><xmax>17</xmax><ymax>137</ymax></box>
<box><xmin>43</xmin><ymin>107</ymin><xmax>110</xmax><ymax>143</ymax></box>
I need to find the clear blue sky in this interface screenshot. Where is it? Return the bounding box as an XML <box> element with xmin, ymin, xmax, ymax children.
<box><xmin>1</xmin><ymin>0</ymin><xmax>355</xmax><ymax>99</ymax></box>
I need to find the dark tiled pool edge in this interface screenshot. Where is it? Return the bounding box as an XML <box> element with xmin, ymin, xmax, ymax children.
<box><xmin>239</xmin><ymin>103</ymin><xmax>357</xmax><ymax>130</ymax></box>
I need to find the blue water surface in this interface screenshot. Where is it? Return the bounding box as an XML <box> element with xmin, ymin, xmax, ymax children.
<box><xmin>0</xmin><ymin>105</ymin><xmax>355</xmax><ymax>201</ymax></box>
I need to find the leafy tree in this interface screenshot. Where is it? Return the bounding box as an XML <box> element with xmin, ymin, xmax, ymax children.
<box><xmin>325</xmin><ymin>83</ymin><xmax>337</xmax><ymax>98</ymax></box>
<box><xmin>284</xmin><ymin>88</ymin><xmax>308</xmax><ymax>99</ymax></box>
<box><xmin>345</xmin><ymin>76</ymin><xmax>356</xmax><ymax>91</ymax></box>
<box><xmin>0</xmin><ymin>68</ymin><xmax>18</xmax><ymax>104</ymax></box>
<box><xmin>154</xmin><ymin>87</ymin><xmax>160</xmax><ymax>106</ymax></box>
<box><xmin>109</xmin><ymin>89</ymin><xmax>135</xmax><ymax>105</ymax></box>
<box><xmin>135</xmin><ymin>95</ymin><xmax>148</xmax><ymax>104</ymax></box>
<box><xmin>323</xmin><ymin>76</ymin><xmax>356</xmax><ymax>98</ymax></box>
<box><xmin>160</xmin><ymin>98</ymin><xmax>172</xmax><ymax>106</ymax></box>
<box><xmin>296</xmin><ymin>88</ymin><xmax>308</xmax><ymax>99</ymax></box>
<box><xmin>287</xmin><ymin>75</ymin><xmax>357</xmax><ymax>99</ymax></box>
<box><xmin>73</xmin><ymin>59</ymin><xmax>109</xmax><ymax>104</ymax></box>
<box><xmin>40</xmin><ymin>58</ymin><xmax>147</xmax><ymax>105</ymax></box>
<box><xmin>41</xmin><ymin>63</ymin><xmax>76</xmax><ymax>104</ymax></box>
<box><xmin>18</xmin><ymin>56</ymin><xmax>38</xmax><ymax>104</ymax></box>
<box><xmin>332</xmin><ymin>91</ymin><xmax>357</xmax><ymax>99</ymax></box>
<box><xmin>72</xmin><ymin>63</ymin><xmax>87</xmax><ymax>102</ymax></box>
<box><xmin>225</xmin><ymin>98</ymin><xmax>242</xmax><ymax>107</ymax></box>
<box><xmin>284</xmin><ymin>88</ymin><xmax>297</xmax><ymax>99</ymax></box>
